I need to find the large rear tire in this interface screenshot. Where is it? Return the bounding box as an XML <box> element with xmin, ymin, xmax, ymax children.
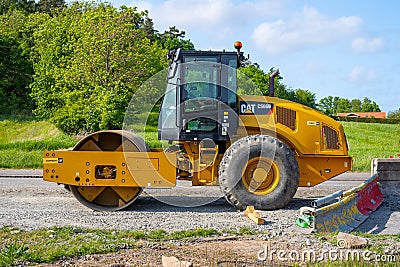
<box><xmin>218</xmin><ymin>135</ymin><xmax>299</xmax><ymax>210</ymax></box>
<box><xmin>70</xmin><ymin>130</ymin><xmax>149</xmax><ymax>211</ymax></box>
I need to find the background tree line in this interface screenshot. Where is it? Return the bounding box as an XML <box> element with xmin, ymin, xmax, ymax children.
<box><xmin>0</xmin><ymin>0</ymin><xmax>397</xmax><ymax>135</ymax></box>
<box><xmin>317</xmin><ymin>95</ymin><xmax>381</xmax><ymax>116</ymax></box>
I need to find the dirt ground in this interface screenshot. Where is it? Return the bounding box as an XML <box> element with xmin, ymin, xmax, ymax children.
<box><xmin>38</xmin><ymin>234</ymin><xmax>400</xmax><ymax>266</ymax></box>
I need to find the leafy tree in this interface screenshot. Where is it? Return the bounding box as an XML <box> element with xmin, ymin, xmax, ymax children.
<box><xmin>140</xmin><ymin>16</ymin><xmax>157</xmax><ymax>41</ymax></box>
<box><xmin>239</xmin><ymin>65</ymin><xmax>289</xmax><ymax>97</ymax></box>
<box><xmin>293</xmin><ymin>89</ymin><xmax>316</xmax><ymax>108</ymax></box>
<box><xmin>0</xmin><ymin>9</ymin><xmax>50</xmax><ymax>57</ymax></box>
<box><xmin>239</xmin><ymin>64</ymin><xmax>316</xmax><ymax>108</ymax></box>
<box><xmin>35</xmin><ymin>0</ymin><xmax>66</xmax><ymax>15</ymax></box>
<box><xmin>0</xmin><ymin>36</ymin><xmax>34</xmax><ymax>114</ymax></box>
<box><xmin>388</xmin><ymin>108</ymin><xmax>400</xmax><ymax>119</ymax></box>
<box><xmin>238</xmin><ymin>64</ymin><xmax>269</xmax><ymax>95</ymax></box>
<box><xmin>336</xmin><ymin>98</ymin><xmax>352</xmax><ymax>113</ymax></box>
<box><xmin>0</xmin><ymin>10</ymin><xmax>49</xmax><ymax>115</ymax></box>
<box><xmin>0</xmin><ymin>0</ymin><xmax>35</xmax><ymax>14</ymax></box>
<box><xmin>30</xmin><ymin>2</ymin><xmax>168</xmax><ymax>134</ymax></box>
<box><xmin>158</xmin><ymin>26</ymin><xmax>194</xmax><ymax>50</ymax></box>
<box><xmin>361</xmin><ymin>97</ymin><xmax>381</xmax><ymax>112</ymax></box>
<box><xmin>350</xmin><ymin>98</ymin><xmax>362</xmax><ymax>112</ymax></box>
<box><xmin>136</xmin><ymin>17</ymin><xmax>194</xmax><ymax>50</ymax></box>
<box><xmin>0</xmin><ymin>0</ymin><xmax>13</xmax><ymax>14</ymax></box>
<box><xmin>318</xmin><ymin>96</ymin><xmax>341</xmax><ymax>116</ymax></box>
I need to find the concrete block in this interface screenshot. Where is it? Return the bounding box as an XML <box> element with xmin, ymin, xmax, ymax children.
<box><xmin>371</xmin><ymin>158</ymin><xmax>400</xmax><ymax>196</ymax></box>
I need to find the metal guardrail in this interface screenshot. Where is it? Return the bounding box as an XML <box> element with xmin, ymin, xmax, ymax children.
<box><xmin>311</xmin><ymin>190</ymin><xmax>343</xmax><ymax>208</ymax></box>
<box><xmin>298</xmin><ymin>173</ymin><xmax>384</xmax><ymax>233</ymax></box>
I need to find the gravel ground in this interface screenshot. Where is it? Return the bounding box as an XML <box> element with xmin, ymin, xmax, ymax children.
<box><xmin>0</xmin><ymin>171</ymin><xmax>398</xmax><ymax>235</ymax></box>
<box><xmin>0</xmin><ymin>177</ymin><xmax>301</xmax><ymax>233</ymax></box>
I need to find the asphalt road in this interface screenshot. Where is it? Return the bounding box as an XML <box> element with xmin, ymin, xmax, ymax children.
<box><xmin>0</xmin><ymin>170</ymin><xmax>398</xmax><ymax>234</ymax></box>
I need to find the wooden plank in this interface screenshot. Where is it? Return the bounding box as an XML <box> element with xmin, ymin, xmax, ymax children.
<box><xmin>244</xmin><ymin>206</ymin><xmax>265</xmax><ymax>225</ymax></box>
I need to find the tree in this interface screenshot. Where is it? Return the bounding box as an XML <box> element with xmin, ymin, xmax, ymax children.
<box><xmin>140</xmin><ymin>16</ymin><xmax>157</xmax><ymax>42</ymax></box>
<box><xmin>388</xmin><ymin>108</ymin><xmax>400</xmax><ymax>119</ymax></box>
<box><xmin>293</xmin><ymin>89</ymin><xmax>316</xmax><ymax>109</ymax></box>
<box><xmin>238</xmin><ymin>64</ymin><xmax>270</xmax><ymax>95</ymax></box>
<box><xmin>0</xmin><ymin>35</ymin><xmax>34</xmax><ymax>114</ymax></box>
<box><xmin>0</xmin><ymin>0</ymin><xmax>35</xmax><ymax>15</ymax></box>
<box><xmin>35</xmin><ymin>0</ymin><xmax>65</xmax><ymax>15</ymax></box>
<box><xmin>239</xmin><ymin>64</ymin><xmax>317</xmax><ymax>108</ymax></box>
<box><xmin>350</xmin><ymin>98</ymin><xmax>362</xmax><ymax>112</ymax></box>
<box><xmin>335</xmin><ymin>98</ymin><xmax>352</xmax><ymax>113</ymax></box>
<box><xmin>318</xmin><ymin>96</ymin><xmax>341</xmax><ymax>116</ymax></box>
<box><xmin>0</xmin><ymin>10</ymin><xmax>49</xmax><ymax>115</ymax></box>
<box><xmin>0</xmin><ymin>0</ymin><xmax>13</xmax><ymax>14</ymax></box>
<box><xmin>30</xmin><ymin>2</ymin><xmax>168</xmax><ymax>134</ymax></box>
<box><xmin>158</xmin><ymin>26</ymin><xmax>194</xmax><ymax>50</ymax></box>
<box><xmin>361</xmin><ymin>97</ymin><xmax>381</xmax><ymax>112</ymax></box>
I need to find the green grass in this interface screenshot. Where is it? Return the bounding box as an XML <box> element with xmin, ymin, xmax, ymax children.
<box><xmin>0</xmin><ymin>225</ymin><xmax>224</xmax><ymax>266</ymax></box>
<box><xmin>342</xmin><ymin>122</ymin><xmax>400</xmax><ymax>172</ymax></box>
<box><xmin>313</xmin><ymin>232</ymin><xmax>400</xmax><ymax>267</ymax></box>
<box><xmin>0</xmin><ymin>118</ymin><xmax>76</xmax><ymax>169</ymax></box>
<box><xmin>1</xmin><ymin>226</ymin><xmax>398</xmax><ymax>266</ymax></box>
<box><xmin>126</xmin><ymin>111</ymin><xmax>166</xmax><ymax>148</ymax></box>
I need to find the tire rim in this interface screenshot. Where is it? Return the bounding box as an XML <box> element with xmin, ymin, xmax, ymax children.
<box><xmin>241</xmin><ymin>157</ymin><xmax>280</xmax><ymax>195</ymax></box>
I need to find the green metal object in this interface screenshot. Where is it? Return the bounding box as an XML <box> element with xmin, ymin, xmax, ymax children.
<box><xmin>296</xmin><ymin>215</ymin><xmax>313</xmax><ymax>228</ymax></box>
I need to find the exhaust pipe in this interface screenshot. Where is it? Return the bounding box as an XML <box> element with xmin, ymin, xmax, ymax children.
<box><xmin>269</xmin><ymin>69</ymin><xmax>280</xmax><ymax>97</ymax></box>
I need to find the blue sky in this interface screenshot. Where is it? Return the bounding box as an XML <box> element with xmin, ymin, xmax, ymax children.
<box><xmin>114</xmin><ymin>0</ymin><xmax>398</xmax><ymax>112</ymax></box>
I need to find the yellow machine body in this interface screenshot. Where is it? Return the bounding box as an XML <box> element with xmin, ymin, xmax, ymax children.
<box><xmin>44</xmin><ymin>150</ymin><xmax>176</xmax><ymax>188</ymax></box>
<box><xmin>43</xmin><ymin>95</ymin><xmax>351</xmax><ymax>189</ymax></box>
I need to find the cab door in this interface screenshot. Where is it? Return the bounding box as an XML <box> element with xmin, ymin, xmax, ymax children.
<box><xmin>179</xmin><ymin>55</ymin><xmax>221</xmax><ymax>140</ymax></box>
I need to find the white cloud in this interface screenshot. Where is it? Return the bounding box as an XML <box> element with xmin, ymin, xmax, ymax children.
<box><xmin>349</xmin><ymin>66</ymin><xmax>377</xmax><ymax>82</ymax></box>
<box><xmin>132</xmin><ymin>0</ymin><xmax>284</xmax><ymax>38</ymax></box>
<box><xmin>252</xmin><ymin>6</ymin><xmax>363</xmax><ymax>54</ymax></box>
<box><xmin>351</xmin><ymin>37</ymin><xmax>384</xmax><ymax>53</ymax></box>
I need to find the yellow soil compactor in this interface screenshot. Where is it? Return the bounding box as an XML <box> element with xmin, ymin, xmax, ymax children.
<box><xmin>43</xmin><ymin>42</ymin><xmax>352</xmax><ymax>211</ymax></box>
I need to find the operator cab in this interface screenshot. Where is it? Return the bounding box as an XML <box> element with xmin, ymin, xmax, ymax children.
<box><xmin>158</xmin><ymin>48</ymin><xmax>241</xmax><ymax>142</ymax></box>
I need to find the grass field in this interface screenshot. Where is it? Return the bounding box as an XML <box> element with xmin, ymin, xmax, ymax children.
<box><xmin>0</xmin><ymin>116</ymin><xmax>398</xmax><ymax>171</ymax></box>
<box><xmin>342</xmin><ymin>122</ymin><xmax>400</xmax><ymax>172</ymax></box>
<box><xmin>0</xmin><ymin>118</ymin><xmax>76</xmax><ymax>169</ymax></box>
